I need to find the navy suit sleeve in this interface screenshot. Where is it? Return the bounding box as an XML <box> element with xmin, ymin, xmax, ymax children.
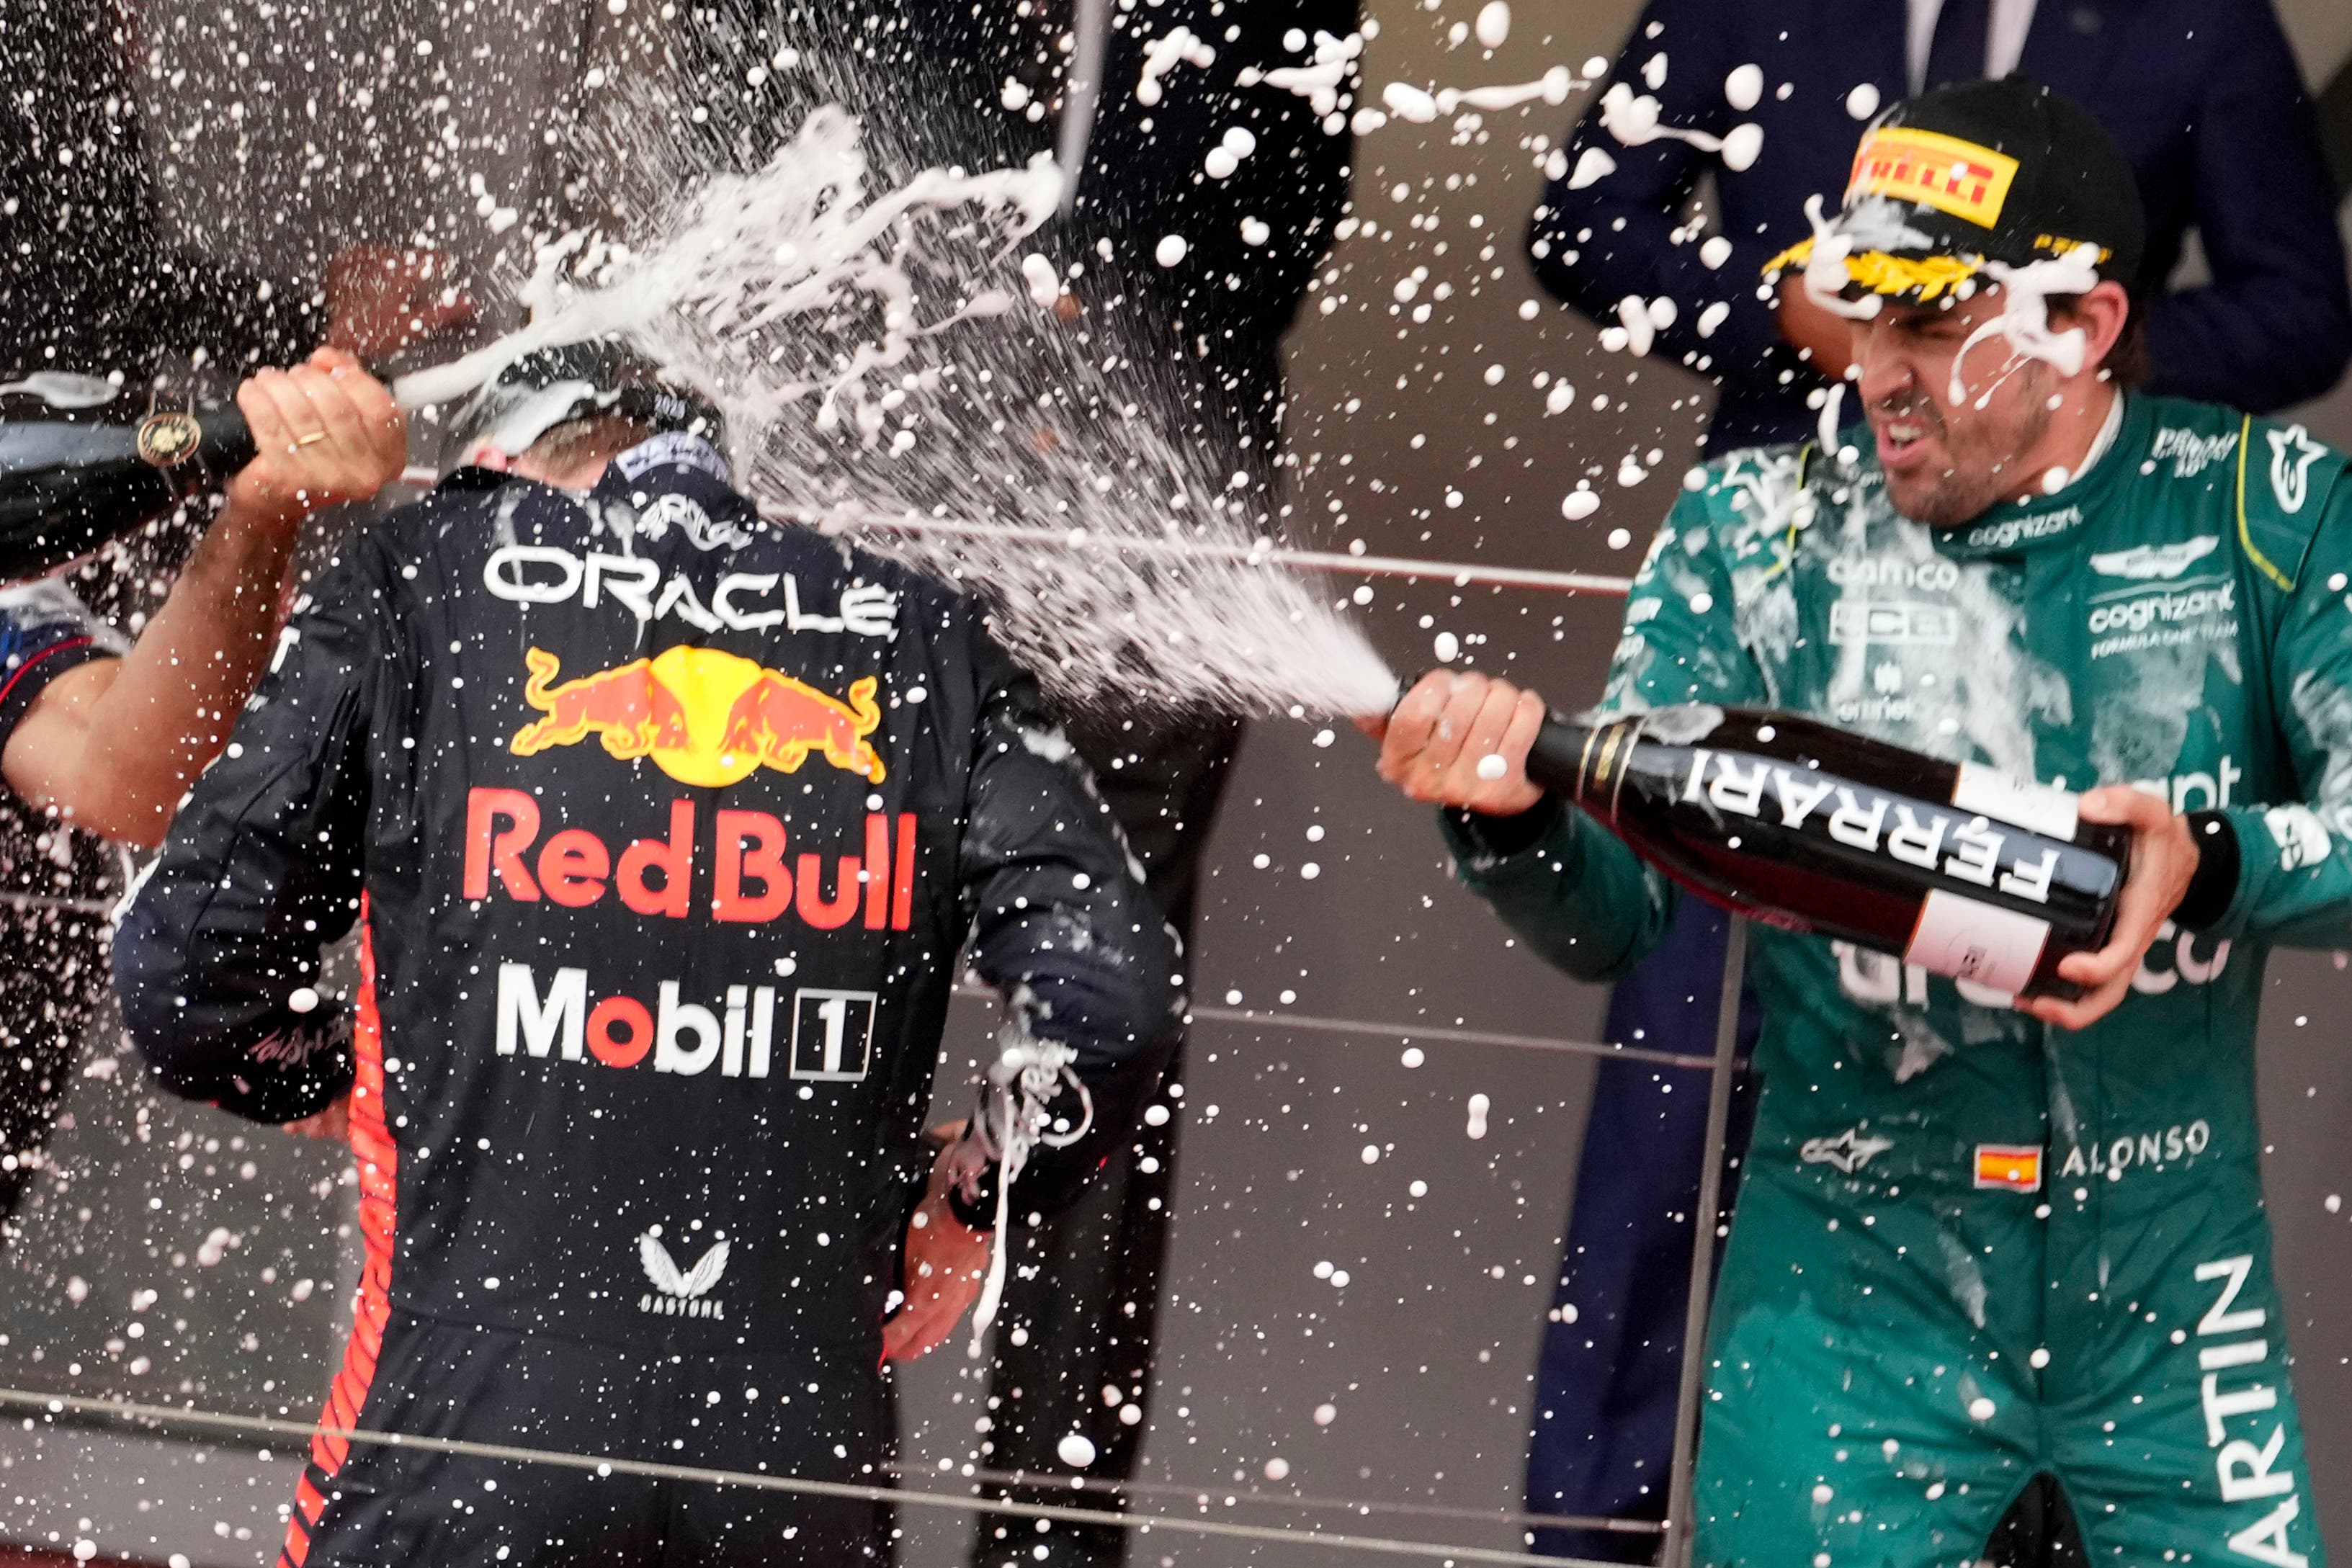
<box><xmin>112</xmin><ymin>540</ymin><xmax>398</xmax><ymax>1123</ymax></box>
<box><xmin>954</xmin><ymin>632</ymin><xmax>1180</xmax><ymax>1218</ymax></box>
<box><xmin>2142</xmin><ymin>1</ymin><xmax>2351</xmax><ymax>413</ymax></box>
<box><xmin>1528</xmin><ymin>0</ymin><xmax>1812</xmax><ymax>400</ymax></box>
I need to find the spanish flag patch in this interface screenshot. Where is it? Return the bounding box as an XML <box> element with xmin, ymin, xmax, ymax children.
<box><xmin>1973</xmin><ymin>1144</ymin><xmax>2044</xmax><ymax>1193</ymax></box>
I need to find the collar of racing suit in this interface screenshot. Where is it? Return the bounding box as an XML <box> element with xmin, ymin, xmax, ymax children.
<box><xmin>1920</xmin><ymin>389</ymin><xmax>2142</xmax><ymax>563</ymax></box>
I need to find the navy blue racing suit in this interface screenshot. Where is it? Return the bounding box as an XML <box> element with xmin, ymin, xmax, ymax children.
<box><xmin>114</xmin><ymin>436</ymin><xmax>1181</xmax><ymax>1567</ymax></box>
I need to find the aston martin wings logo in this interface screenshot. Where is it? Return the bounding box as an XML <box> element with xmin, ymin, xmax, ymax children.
<box><xmin>640</xmin><ymin>1231</ymin><xmax>730</xmax><ymax>1318</ymax></box>
<box><xmin>2087</xmin><ymin>536</ymin><xmax>2219</xmax><ymax>580</ymax></box>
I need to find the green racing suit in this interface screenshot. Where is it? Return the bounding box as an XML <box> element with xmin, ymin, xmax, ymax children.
<box><xmin>1446</xmin><ymin>393</ymin><xmax>2349</xmax><ymax>1566</ymax></box>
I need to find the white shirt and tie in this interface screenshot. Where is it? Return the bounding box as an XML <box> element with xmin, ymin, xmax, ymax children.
<box><xmin>1907</xmin><ymin>0</ymin><xmax>2043</xmax><ymax>94</ymax></box>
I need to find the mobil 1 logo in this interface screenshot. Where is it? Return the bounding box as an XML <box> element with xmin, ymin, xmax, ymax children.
<box><xmin>790</xmin><ymin>989</ymin><xmax>877</xmax><ymax>1081</ymax></box>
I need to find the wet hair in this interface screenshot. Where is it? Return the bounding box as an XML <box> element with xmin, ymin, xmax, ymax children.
<box><xmin>523</xmin><ymin>414</ymin><xmax>656</xmax><ymax>477</ymax></box>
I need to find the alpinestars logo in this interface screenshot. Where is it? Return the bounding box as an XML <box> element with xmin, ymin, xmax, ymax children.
<box><xmin>639</xmin><ymin>1227</ymin><xmax>730</xmax><ymax>1320</ymax></box>
<box><xmin>1800</xmin><ymin>1126</ymin><xmax>1894</xmax><ymax>1174</ymax></box>
<box><xmin>2268</xmin><ymin>425</ymin><xmax>2325</xmax><ymax>514</ymax></box>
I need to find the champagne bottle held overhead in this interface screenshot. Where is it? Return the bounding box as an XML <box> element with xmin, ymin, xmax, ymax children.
<box><xmin>0</xmin><ymin>380</ymin><xmax>255</xmax><ymax>583</ymax></box>
<box><xmin>1521</xmin><ymin>703</ymin><xmax>2129</xmax><ymax>1000</ymax></box>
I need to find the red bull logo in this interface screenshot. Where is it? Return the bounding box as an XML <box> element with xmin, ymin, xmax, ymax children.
<box><xmin>511</xmin><ymin>646</ymin><xmax>886</xmax><ymax>787</ymax></box>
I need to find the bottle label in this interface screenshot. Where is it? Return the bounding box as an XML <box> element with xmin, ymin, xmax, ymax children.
<box><xmin>1903</xmin><ymin>889</ymin><xmax>2050</xmax><ymax>995</ymax></box>
<box><xmin>135</xmin><ymin>411</ymin><xmax>203</xmax><ymax>469</ymax></box>
<box><xmin>1951</xmin><ymin>762</ymin><xmax>2078</xmax><ymax>841</ymax></box>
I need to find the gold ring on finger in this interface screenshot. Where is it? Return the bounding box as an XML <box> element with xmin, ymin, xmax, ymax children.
<box><xmin>296</xmin><ymin>431</ymin><xmax>330</xmax><ymax>447</ymax></box>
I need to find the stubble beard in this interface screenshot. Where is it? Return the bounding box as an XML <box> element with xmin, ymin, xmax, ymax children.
<box><xmin>1879</xmin><ymin>378</ymin><xmax>2056</xmax><ymax>531</ymax></box>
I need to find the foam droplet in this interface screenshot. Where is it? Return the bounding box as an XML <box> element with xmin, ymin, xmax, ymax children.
<box><xmin>1474</xmin><ymin>1</ymin><xmax>1511</xmax><ymax>48</ymax></box>
<box><xmin>1057</xmin><ymin>1433</ymin><xmax>1098</xmax><ymax>1468</ymax></box>
<box><xmin>1476</xmin><ymin>753</ymin><xmax>1508</xmax><ymax>781</ymax></box>
<box><xmin>1720</xmin><ymin>122</ymin><xmax>1764</xmax><ymax>171</ymax></box>
<box><xmin>1154</xmin><ymin>234</ymin><xmax>1188</xmax><ymax>266</ymax></box>
<box><xmin>1401</xmin><ymin>1047</ymin><xmax>1426</xmax><ymax>1068</ymax></box>
<box><xmin>1313</xmin><ymin>1402</ymin><xmax>1338</xmax><ymax>1426</ymax></box>
<box><xmin>1562</xmin><ymin>489</ymin><xmax>1600</xmax><ymax>521</ymax></box>
<box><xmin>1433</xmin><ymin>630</ymin><xmax>1460</xmax><ymax>663</ymax></box>
<box><xmin>1264</xmin><ymin>1457</ymin><xmax>1292</xmax><ymax>1481</ymax></box>
<box><xmin>1699</xmin><ymin>236</ymin><xmax>1733</xmax><ymax>269</ymax></box>
<box><xmin>1845</xmin><ymin>82</ymin><xmax>1881</xmax><ymax>120</ymax></box>
<box><xmin>1567</xmin><ymin>147</ymin><xmax>1617</xmax><ymax>190</ymax></box>
<box><xmin>1466</xmin><ymin>1093</ymin><xmax>1491</xmax><ymax>1139</ymax></box>
<box><xmin>1724</xmin><ymin>64</ymin><xmax>1763</xmax><ymax>112</ymax></box>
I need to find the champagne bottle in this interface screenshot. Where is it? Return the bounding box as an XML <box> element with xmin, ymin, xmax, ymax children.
<box><xmin>0</xmin><ymin>390</ymin><xmax>254</xmax><ymax>582</ymax></box>
<box><xmin>1524</xmin><ymin>703</ymin><xmax>2128</xmax><ymax>1000</ymax></box>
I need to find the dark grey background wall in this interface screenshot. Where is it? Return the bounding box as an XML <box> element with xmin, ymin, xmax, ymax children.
<box><xmin>4</xmin><ymin>1</ymin><xmax>2351</xmax><ymax>1564</ymax></box>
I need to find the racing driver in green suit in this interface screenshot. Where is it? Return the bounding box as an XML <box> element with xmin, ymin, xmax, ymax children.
<box><xmin>1370</xmin><ymin>79</ymin><xmax>2345</xmax><ymax>1565</ymax></box>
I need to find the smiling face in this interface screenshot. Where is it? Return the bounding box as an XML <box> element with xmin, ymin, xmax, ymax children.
<box><xmin>1851</xmin><ymin>288</ymin><xmax>2075</xmax><ymax>529</ymax></box>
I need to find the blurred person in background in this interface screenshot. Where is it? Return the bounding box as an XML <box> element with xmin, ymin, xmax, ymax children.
<box><xmin>1384</xmin><ymin>76</ymin><xmax>2348</xmax><ymax>1565</ymax></box>
<box><xmin>0</xmin><ymin>0</ymin><xmax>465</xmax><ymax>1235</ymax></box>
<box><xmin>0</xmin><ymin>352</ymin><xmax>407</xmax><ymax>1230</ymax></box>
<box><xmin>115</xmin><ymin>341</ymin><xmax>1181</xmax><ymax>1567</ymax></box>
<box><xmin>637</xmin><ymin>4</ymin><xmax>1360</xmax><ymax>1558</ymax></box>
<box><xmin>901</xmin><ymin>13</ymin><xmax>1357</xmax><ymax>1561</ymax></box>
<box><xmin>1518</xmin><ymin>0</ymin><xmax>2351</xmax><ymax>1551</ymax></box>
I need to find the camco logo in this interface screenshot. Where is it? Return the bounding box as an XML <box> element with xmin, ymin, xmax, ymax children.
<box><xmin>1827</xmin><ymin>556</ymin><xmax>1959</xmax><ymax>591</ymax></box>
<box><xmin>639</xmin><ymin>1227</ymin><xmax>729</xmax><ymax>1320</ymax></box>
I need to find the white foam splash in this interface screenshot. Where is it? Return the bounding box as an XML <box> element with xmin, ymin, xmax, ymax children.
<box><xmin>1947</xmin><ymin>246</ymin><xmax>2103</xmax><ymax>406</ymax></box>
<box><xmin>1596</xmin><ymin>83</ymin><xmax>1763</xmax><ymax>170</ymax></box>
<box><xmin>1136</xmin><ymin>26</ymin><xmax>1216</xmax><ymax>108</ymax></box>
<box><xmin>403</xmin><ymin>105</ymin><xmax>1395</xmax><ymax>720</ymax></box>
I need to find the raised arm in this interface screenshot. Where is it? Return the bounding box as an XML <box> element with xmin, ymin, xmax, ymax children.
<box><xmin>111</xmin><ymin>531</ymin><xmax>408</xmax><ymax>1125</ymax></box>
<box><xmin>1370</xmin><ymin>481</ymin><xmax>1769</xmax><ymax>982</ymax></box>
<box><xmin>1</xmin><ymin>350</ymin><xmax>405</xmax><ymax>846</ymax></box>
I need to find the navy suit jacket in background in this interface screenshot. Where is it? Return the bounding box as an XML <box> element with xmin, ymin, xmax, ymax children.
<box><xmin>1532</xmin><ymin>0</ymin><xmax>2352</xmax><ymax>452</ymax></box>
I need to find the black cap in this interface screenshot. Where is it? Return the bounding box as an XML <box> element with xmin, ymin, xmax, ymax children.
<box><xmin>444</xmin><ymin>339</ymin><xmax>727</xmax><ymax>468</ymax></box>
<box><xmin>1765</xmin><ymin>76</ymin><xmax>2146</xmax><ymax>304</ymax></box>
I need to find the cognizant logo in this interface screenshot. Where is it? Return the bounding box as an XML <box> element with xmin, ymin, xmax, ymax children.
<box><xmin>2085</xmin><ymin>581</ymin><xmax>2235</xmax><ymax>634</ymax></box>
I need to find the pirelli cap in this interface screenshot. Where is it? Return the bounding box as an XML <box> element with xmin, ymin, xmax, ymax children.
<box><xmin>1764</xmin><ymin>76</ymin><xmax>2146</xmax><ymax>304</ymax></box>
<box><xmin>443</xmin><ymin>338</ymin><xmax>727</xmax><ymax>469</ymax></box>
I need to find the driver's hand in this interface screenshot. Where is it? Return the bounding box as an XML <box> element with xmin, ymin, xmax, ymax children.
<box><xmin>882</xmin><ymin>1139</ymin><xmax>992</xmax><ymax>1362</ymax></box>
<box><xmin>1363</xmin><ymin>669</ymin><xmax>1546</xmax><ymax>816</ymax></box>
<box><xmin>2015</xmin><ymin>785</ymin><xmax>2197</xmax><ymax>1031</ymax></box>
<box><xmin>226</xmin><ymin>348</ymin><xmax>406</xmax><ymax>531</ymax></box>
